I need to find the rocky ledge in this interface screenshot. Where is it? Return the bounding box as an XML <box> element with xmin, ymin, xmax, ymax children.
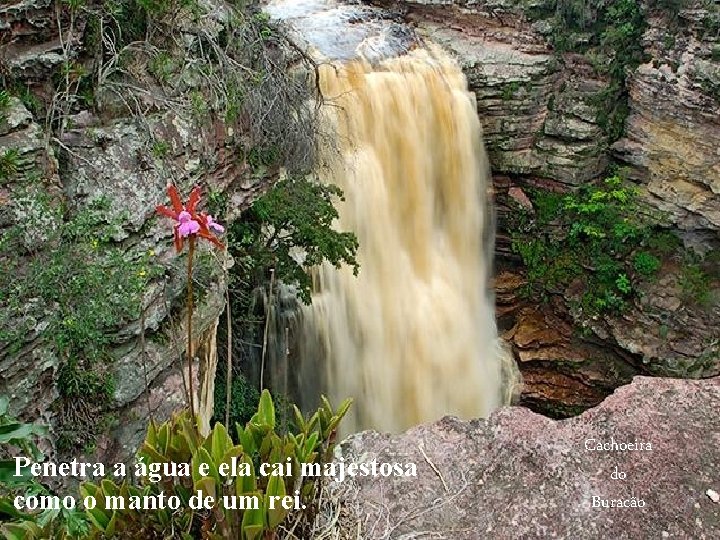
<box><xmin>337</xmin><ymin>375</ymin><xmax>720</xmax><ymax>539</ymax></box>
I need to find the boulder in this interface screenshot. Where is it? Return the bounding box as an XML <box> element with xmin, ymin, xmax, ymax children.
<box><xmin>337</xmin><ymin>375</ymin><xmax>720</xmax><ymax>538</ymax></box>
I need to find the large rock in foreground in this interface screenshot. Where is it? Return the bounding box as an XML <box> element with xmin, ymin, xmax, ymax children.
<box><xmin>337</xmin><ymin>376</ymin><xmax>720</xmax><ymax>539</ymax></box>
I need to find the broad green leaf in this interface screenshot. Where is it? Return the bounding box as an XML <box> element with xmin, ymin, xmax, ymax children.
<box><xmin>238</xmin><ymin>427</ymin><xmax>256</xmax><ymax>456</ymax></box>
<box><xmin>0</xmin><ymin>460</ymin><xmax>32</xmax><ymax>486</ymax></box>
<box><xmin>266</xmin><ymin>474</ymin><xmax>286</xmax><ymax>498</ymax></box>
<box><xmin>335</xmin><ymin>398</ymin><xmax>352</xmax><ymax>420</ymax></box>
<box><xmin>145</xmin><ymin>420</ymin><xmax>157</xmax><ymax>448</ymax></box>
<box><xmin>138</xmin><ymin>444</ymin><xmax>167</xmax><ymax>466</ymax></box>
<box><xmin>85</xmin><ymin>505</ymin><xmax>110</xmax><ymax>531</ymax></box>
<box><xmin>0</xmin><ymin>497</ymin><xmax>29</xmax><ymax>520</ymax></box>
<box><xmin>0</xmin><ymin>423</ymin><xmax>47</xmax><ymax>444</ymax></box>
<box><xmin>101</xmin><ymin>479</ymin><xmax>119</xmax><ymax>498</ymax></box>
<box><xmin>192</xmin><ymin>446</ymin><xmax>220</xmax><ymax>487</ymax></box>
<box><xmin>104</xmin><ymin>511</ymin><xmax>117</xmax><ymax>537</ymax></box>
<box><xmin>256</xmin><ymin>390</ymin><xmax>275</xmax><ymax>428</ymax></box>
<box><xmin>242</xmin><ymin>524</ymin><xmax>264</xmax><ymax>540</ymax></box>
<box><xmin>292</xmin><ymin>405</ymin><xmax>305</xmax><ymax>432</ymax></box>
<box><xmin>1</xmin><ymin>521</ymin><xmax>38</xmax><ymax>540</ymax></box>
<box><xmin>236</xmin><ymin>457</ymin><xmax>257</xmax><ymax>495</ymax></box>
<box><xmin>241</xmin><ymin>503</ymin><xmax>265</xmax><ymax>540</ymax></box>
<box><xmin>157</xmin><ymin>423</ymin><xmax>170</xmax><ymax>455</ymax></box>
<box><xmin>194</xmin><ymin>477</ymin><xmax>217</xmax><ymax>501</ymax></box>
<box><xmin>209</xmin><ymin>423</ymin><xmax>232</xmax><ymax>463</ymax></box>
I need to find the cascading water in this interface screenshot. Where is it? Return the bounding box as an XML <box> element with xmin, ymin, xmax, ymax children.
<box><xmin>292</xmin><ymin>50</ymin><xmax>512</xmax><ymax>434</ymax></box>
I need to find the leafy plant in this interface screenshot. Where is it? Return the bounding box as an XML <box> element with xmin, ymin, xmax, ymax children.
<box><xmin>0</xmin><ymin>91</ymin><xmax>10</xmax><ymax>124</ymax></box>
<box><xmin>0</xmin><ymin>149</ymin><xmax>20</xmax><ymax>181</ymax></box>
<box><xmin>81</xmin><ymin>390</ymin><xmax>351</xmax><ymax>539</ymax></box>
<box><xmin>0</xmin><ymin>197</ymin><xmax>161</xmax><ymax>451</ymax></box>
<box><xmin>633</xmin><ymin>251</ymin><xmax>661</xmax><ymax>276</ymax></box>
<box><xmin>231</xmin><ymin>176</ymin><xmax>359</xmax><ymax>305</ymax></box>
<box><xmin>151</xmin><ymin>139</ymin><xmax>170</xmax><ymax>159</ymax></box>
<box><xmin>679</xmin><ymin>256</ymin><xmax>712</xmax><ymax>306</ymax></box>
<box><xmin>214</xmin><ymin>369</ymin><xmax>261</xmax><ymax>430</ymax></box>
<box><xmin>0</xmin><ymin>398</ymin><xmax>90</xmax><ymax>540</ymax></box>
<box><xmin>502</xmin><ymin>81</ymin><xmax>521</xmax><ymax>101</ymax></box>
<box><xmin>527</xmin><ymin>0</ymin><xmax>649</xmax><ymax>140</ymax></box>
<box><xmin>511</xmin><ymin>174</ymin><xmax>663</xmax><ymax>315</ymax></box>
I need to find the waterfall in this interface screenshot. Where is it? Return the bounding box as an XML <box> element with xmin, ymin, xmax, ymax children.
<box><xmin>292</xmin><ymin>47</ymin><xmax>514</xmax><ymax>434</ymax></box>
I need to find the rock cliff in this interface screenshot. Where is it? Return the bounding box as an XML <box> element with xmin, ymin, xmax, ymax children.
<box><xmin>0</xmin><ymin>0</ymin><xmax>307</xmax><ymax>462</ymax></box>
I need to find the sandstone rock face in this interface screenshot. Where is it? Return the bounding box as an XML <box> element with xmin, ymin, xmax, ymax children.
<box><xmin>497</xmin><ymin>287</ymin><xmax>638</xmax><ymax>417</ymax></box>
<box><xmin>379</xmin><ymin>0</ymin><xmax>610</xmax><ymax>184</ymax></box>
<box><xmin>337</xmin><ymin>376</ymin><xmax>720</xmax><ymax>539</ymax></box>
<box><xmin>0</xmin><ymin>0</ymin><xmax>275</xmax><ymax>463</ymax></box>
<box><xmin>379</xmin><ymin>1</ymin><xmax>720</xmax><ymax>232</ymax></box>
<box><xmin>0</xmin><ymin>94</ymin><xmax>249</xmax><ymax>462</ymax></box>
<box><xmin>616</xmin><ymin>13</ymin><xmax>720</xmax><ymax>237</ymax></box>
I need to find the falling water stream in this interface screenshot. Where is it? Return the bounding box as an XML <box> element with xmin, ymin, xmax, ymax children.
<box><xmin>266</xmin><ymin>1</ymin><xmax>515</xmax><ymax>434</ymax></box>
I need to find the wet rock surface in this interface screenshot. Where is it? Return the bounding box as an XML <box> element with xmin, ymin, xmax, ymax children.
<box><xmin>266</xmin><ymin>0</ymin><xmax>417</xmax><ymax>61</ymax></box>
<box><xmin>337</xmin><ymin>375</ymin><xmax>720</xmax><ymax>539</ymax></box>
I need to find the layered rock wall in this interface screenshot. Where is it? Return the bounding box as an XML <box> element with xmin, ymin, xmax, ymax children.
<box><xmin>0</xmin><ymin>0</ymin><xmax>274</xmax><ymax>462</ymax></box>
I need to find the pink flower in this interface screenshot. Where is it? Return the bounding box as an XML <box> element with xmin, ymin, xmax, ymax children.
<box><xmin>178</xmin><ymin>211</ymin><xmax>201</xmax><ymax>237</ymax></box>
<box><xmin>156</xmin><ymin>185</ymin><xmax>225</xmax><ymax>251</ymax></box>
<box><xmin>206</xmin><ymin>215</ymin><xmax>224</xmax><ymax>233</ymax></box>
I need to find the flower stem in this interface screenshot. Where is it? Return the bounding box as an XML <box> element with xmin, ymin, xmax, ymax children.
<box><xmin>187</xmin><ymin>236</ymin><xmax>196</xmax><ymax>421</ymax></box>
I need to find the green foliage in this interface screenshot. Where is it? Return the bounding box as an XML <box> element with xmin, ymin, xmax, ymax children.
<box><xmin>100</xmin><ymin>0</ymin><xmax>156</xmax><ymax>46</ymax></box>
<box><xmin>646</xmin><ymin>230</ymin><xmax>681</xmax><ymax>254</ymax></box>
<box><xmin>511</xmin><ymin>175</ymin><xmax>663</xmax><ymax>315</ymax></box>
<box><xmin>214</xmin><ymin>369</ymin><xmax>260</xmax><ymax>430</ymax></box>
<box><xmin>512</xmin><ymin>174</ymin><xmax>718</xmax><ymax>314</ymax></box>
<box><xmin>151</xmin><ymin>139</ymin><xmax>170</xmax><ymax>158</ymax></box>
<box><xmin>0</xmin><ymin>398</ymin><xmax>47</xmax><ymax>466</ymax></box>
<box><xmin>0</xmin><ymin>197</ymin><xmax>161</xmax><ymax>451</ymax></box>
<box><xmin>0</xmin><ymin>149</ymin><xmax>20</xmax><ymax>181</ymax></box>
<box><xmin>0</xmin><ymin>91</ymin><xmax>9</xmax><ymax>124</ymax></box>
<box><xmin>206</xmin><ymin>189</ymin><xmax>229</xmax><ymax>218</ymax></box>
<box><xmin>230</xmin><ymin>176</ymin><xmax>359</xmax><ymax>305</ymax></box>
<box><xmin>10</xmin><ymin>84</ymin><xmax>41</xmax><ymax>118</ymax></box>
<box><xmin>633</xmin><ymin>251</ymin><xmax>661</xmax><ymax>276</ymax></box>
<box><xmin>601</xmin><ymin>0</ymin><xmax>647</xmax><ymax>78</ymax></box>
<box><xmin>0</xmin><ymin>400</ymin><xmax>90</xmax><ymax>540</ymax></box>
<box><xmin>149</xmin><ymin>51</ymin><xmax>178</xmax><ymax>84</ymax></box>
<box><xmin>57</xmin><ymin>362</ymin><xmax>115</xmax><ymax>403</ymax></box>
<box><xmin>81</xmin><ymin>391</ymin><xmax>351</xmax><ymax>538</ymax></box>
<box><xmin>216</xmin><ymin>177</ymin><xmax>358</xmax><ymax>416</ymax></box>
<box><xmin>502</xmin><ymin>81</ymin><xmax>521</xmax><ymax>101</ymax></box>
<box><xmin>679</xmin><ymin>255</ymin><xmax>713</xmax><ymax>306</ymax></box>
<box><xmin>246</xmin><ymin>146</ymin><xmax>280</xmax><ymax>171</ymax></box>
<box><xmin>189</xmin><ymin>90</ymin><xmax>208</xmax><ymax>119</ymax></box>
<box><xmin>595</xmin><ymin>1</ymin><xmax>646</xmax><ymax>139</ymax></box>
<box><xmin>528</xmin><ymin>0</ymin><xmax>649</xmax><ymax>140</ymax></box>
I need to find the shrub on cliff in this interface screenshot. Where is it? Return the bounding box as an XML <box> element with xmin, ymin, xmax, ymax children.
<box><xmin>511</xmin><ymin>174</ymin><xmax>675</xmax><ymax>316</ymax></box>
